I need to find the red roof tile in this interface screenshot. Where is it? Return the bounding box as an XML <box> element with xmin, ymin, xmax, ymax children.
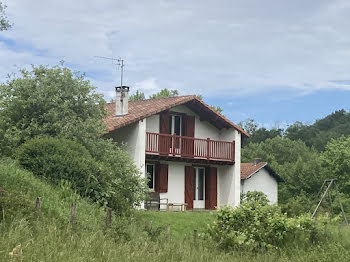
<box><xmin>241</xmin><ymin>162</ymin><xmax>267</xmax><ymax>179</ymax></box>
<box><xmin>104</xmin><ymin>95</ymin><xmax>250</xmax><ymax>137</ymax></box>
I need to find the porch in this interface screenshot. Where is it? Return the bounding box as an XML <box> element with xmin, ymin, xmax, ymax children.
<box><xmin>146</xmin><ymin>132</ymin><xmax>235</xmax><ymax>163</ymax></box>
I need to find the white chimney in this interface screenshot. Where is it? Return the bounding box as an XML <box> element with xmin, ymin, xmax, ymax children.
<box><xmin>115</xmin><ymin>86</ymin><xmax>129</xmax><ymax>116</ymax></box>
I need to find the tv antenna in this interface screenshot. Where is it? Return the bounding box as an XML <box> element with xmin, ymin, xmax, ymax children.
<box><xmin>94</xmin><ymin>56</ymin><xmax>125</xmax><ymax>87</ymax></box>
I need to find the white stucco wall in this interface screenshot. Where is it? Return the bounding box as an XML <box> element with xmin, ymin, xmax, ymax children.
<box><xmin>109</xmin><ymin>119</ymin><xmax>146</xmax><ymax>180</ymax></box>
<box><xmin>146</xmin><ymin>114</ymin><xmax>160</xmax><ymax>133</ymax></box>
<box><xmin>241</xmin><ymin>168</ymin><xmax>278</xmax><ymax>204</ymax></box>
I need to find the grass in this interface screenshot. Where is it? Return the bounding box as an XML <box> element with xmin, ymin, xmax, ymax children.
<box><xmin>1</xmin><ymin>161</ymin><xmax>350</xmax><ymax>261</ymax></box>
<box><xmin>137</xmin><ymin>210</ymin><xmax>215</xmax><ymax>239</ymax></box>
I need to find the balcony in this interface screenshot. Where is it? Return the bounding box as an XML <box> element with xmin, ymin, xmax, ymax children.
<box><xmin>146</xmin><ymin>132</ymin><xmax>235</xmax><ymax>163</ymax></box>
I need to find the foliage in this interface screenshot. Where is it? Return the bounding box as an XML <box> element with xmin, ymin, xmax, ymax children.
<box><xmin>0</xmin><ymin>63</ymin><xmax>106</xmax><ymax>157</ymax></box>
<box><xmin>149</xmin><ymin>88</ymin><xmax>179</xmax><ymax>99</ymax></box>
<box><xmin>241</xmin><ymin>191</ymin><xmax>269</xmax><ymax>205</ymax></box>
<box><xmin>239</xmin><ymin>119</ymin><xmax>283</xmax><ymax>146</ymax></box>
<box><xmin>242</xmin><ymin>136</ymin><xmax>324</xmax><ymax>203</ymax></box>
<box><xmin>209</xmin><ymin>195</ymin><xmax>323</xmax><ymax>250</ymax></box>
<box><xmin>129</xmin><ymin>90</ymin><xmax>146</xmax><ymax>101</ymax></box>
<box><xmin>210</xmin><ymin>105</ymin><xmax>223</xmax><ymax>114</ymax></box>
<box><xmin>285</xmin><ymin>110</ymin><xmax>350</xmax><ymax>151</ymax></box>
<box><xmin>321</xmin><ymin>136</ymin><xmax>350</xmax><ymax>194</ymax></box>
<box><xmin>0</xmin><ymin>2</ymin><xmax>11</xmax><ymax>31</ymax></box>
<box><xmin>16</xmin><ymin>137</ymin><xmax>106</xmax><ymax>203</ymax></box>
<box><xmin>16</xmin><ymin>137</ymin><xmax>147</xmax><ymax>214</ymax></box>
<box><xmin>1</xmin><ymin>164</ymin><xmax>350</xmax><ymax>262</ymax></box>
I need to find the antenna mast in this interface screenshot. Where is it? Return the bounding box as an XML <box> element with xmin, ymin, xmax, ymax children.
<box><xmin>94</xmin><ymin>56</ymin><xmax>125</xmax><ymax>87</ymax></box>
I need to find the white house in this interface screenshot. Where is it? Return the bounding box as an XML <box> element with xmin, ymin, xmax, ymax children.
<box><xmin>241</xmin><ymin>160</ymin><xmax>283</xmax><ymax>204</ymax></box>
<box><xmin>104</xmin><ymin>86</ymin><xmax>250</xmax><ymax>210</ymax></box>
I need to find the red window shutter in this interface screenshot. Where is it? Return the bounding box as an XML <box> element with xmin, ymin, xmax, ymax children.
<box><xmin>209</xmin><ymin>167</ymin><xmax>217</xmax><ymax>209</ymax></box>
<box><xmin>185</xmin><ymin>116</ymin><xmax>195</xmax><ymax>137</ymax></box>
<box><xmin>159</xmin><ymin>111</ymin><xmax>170</xmax><ymax>155</ymax></box>
<box><xmin>185</xmin><ymin>166</ymin><xmax>195</xmax><ymax>209</ymax></box>
<box><xmin>159</xmin><ymin>111</ymin><xmax>170</xmax><ymax>134</ymax></box>
<box><xmin>159</xmin><ymin>164</ymin><xmax>168</xmax><ymax>193</ymax></box>
<box><xmin>154</xmin><ymin>163</ymin><xmax>160</xmax><ymax>193</ymax></box>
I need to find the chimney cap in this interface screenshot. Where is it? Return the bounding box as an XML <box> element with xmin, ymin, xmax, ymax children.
<box><xmin>253</xmin><ymin>158</ymin><xmax>262</xmax><ymax>165</ymax></box>
<box><xmin>115</xmin><ymin>86</ymin><xmax>130</xmax><ymax>92</ymax></box>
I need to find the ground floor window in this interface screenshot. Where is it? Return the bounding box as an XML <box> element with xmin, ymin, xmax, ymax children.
<box><xmin>146</xmin><ymin>163</ymin><xmax>155</xmax><ymax>190</ymax></box>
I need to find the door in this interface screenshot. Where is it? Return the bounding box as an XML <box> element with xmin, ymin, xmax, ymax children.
<box><xmin>193</xmin><ymin>167</ymin><xmax>205</xmax><ymax>209</ymax></box>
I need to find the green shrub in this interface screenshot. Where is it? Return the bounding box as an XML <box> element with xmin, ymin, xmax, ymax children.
<box><xmin>16</xmin><ymin>137</ymin><xmax>107</xmax><ymax>205</ymax></box>
<box><xmin>209</xmin><ymin>194</ymin><xmax>324</xmax><ymax>250</ymax></box>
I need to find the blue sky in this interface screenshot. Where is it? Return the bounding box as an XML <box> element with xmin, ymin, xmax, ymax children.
<box><xmin>1</xmin><ymin>0</ymin><xmax>350</xmax><ymax>128</ymax></box>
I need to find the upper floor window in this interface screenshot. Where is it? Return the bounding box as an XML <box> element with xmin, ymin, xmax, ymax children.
<box><xmin>169</xmin><ymin>115</ymin><xmax>182</xmax><ymax>136</ymax></box>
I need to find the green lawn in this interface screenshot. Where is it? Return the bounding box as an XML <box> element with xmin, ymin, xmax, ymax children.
<box><xmin>137</xmin><ymin>211</ymin><xmax>216</xmax><ymax>239</ymax></box>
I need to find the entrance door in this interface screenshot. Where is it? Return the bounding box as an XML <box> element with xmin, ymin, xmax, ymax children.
<box><xmin>193</xmin><ymin>167</ymin><xmax>205</xmax><ymax>209</ymax></box>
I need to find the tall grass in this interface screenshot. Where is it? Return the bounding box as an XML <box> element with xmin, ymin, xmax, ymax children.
<box><xmin>1</xmin><ymin>161</ymin><xmax>350</xmax><ymax>261</ymax></box>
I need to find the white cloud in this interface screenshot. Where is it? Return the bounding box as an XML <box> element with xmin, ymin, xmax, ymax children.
<box><xmin>0</xmin><ymin>0</ymin><xmax>350</xmax><ymax>100</ymax></box>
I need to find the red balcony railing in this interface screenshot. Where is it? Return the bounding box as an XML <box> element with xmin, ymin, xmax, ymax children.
<box><xmin>146</xmin><ymin>132</ymin><xmax>235</xmax><ymax>162</ymax></box>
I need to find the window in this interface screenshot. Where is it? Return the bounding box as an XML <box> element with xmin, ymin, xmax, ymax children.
<box><xmin>146</xmin><ymin>164</ymin><xmax>155</xmax><ymax>190</ymax></box>
<box><xmin>169</xmin><ymin>115</ymin><xmax>182</xmax><ymax>136</ymax></box>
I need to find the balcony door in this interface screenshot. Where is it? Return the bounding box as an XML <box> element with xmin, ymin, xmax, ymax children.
<box><xmin>193</xmin><ymin>167</ymin><xmax>205</xmax><ymax>209</ymax></box>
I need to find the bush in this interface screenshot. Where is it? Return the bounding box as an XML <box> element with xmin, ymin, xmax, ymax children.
<box><xmin>16</xmin><ymin>137</ymin><xmax>107</xmax><ymax>205</ymax></box>
<box><xmin>16</xmin><ymin>137</ymin><xmax>147</xmax><ymax>214</ymax></box>
<box><xmin>209</xmin><ymin>193</ymin><xmax>324</xmax><ymax>250</ymax></box>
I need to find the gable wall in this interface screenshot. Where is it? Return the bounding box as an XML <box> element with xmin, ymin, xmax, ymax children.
<box><xmin>241</xmin><ymin>168</ymin><xmax>278</xmax><ymax>204</ymax></box>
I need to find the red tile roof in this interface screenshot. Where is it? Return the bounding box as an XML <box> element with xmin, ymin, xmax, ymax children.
<box><xmin>104</xmin><ymin>95</ymin><xmax>250</xmax><ymax>137</ymax></box>
<box><xmin>241</xmin><ymin>162</ymin><xmax>268</xmax><ymax>179</ymax></box>
<box><xmin>241</xmin><ymin>162</ymin><xmax>283</xmax><ymax>182</ymax></box>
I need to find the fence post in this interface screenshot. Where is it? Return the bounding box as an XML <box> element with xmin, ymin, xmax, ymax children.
<box><xmin>35</xmin><ymin>197</ymin><xmax>42</xmax><ymax>219</ymax></box>
<box><xmin>69</xmin><ymin>203</ymin><xmax>77</xmax><ymax>227</ymax></box>
<box><xmin>166</xmin><ymin>223</ymin><xmax>171</xmax><ymax>237</ymax></box>
<box><xmin>106</xmin><ymin>208</ymin><xmax>112</xmax><ymax>227</ymax></box>
<box><xmin>172</xmin><ymin>134</ymin><xmax>176</xmax><ymax>156</ymax></box>
<box><xmin>193</xmin><ymin>229</ymin><xmax>198</xmax><ymax>241</ymax></box>
<box><xmin>206</xmin><ymin>138</ymin><xmax>210</xmax><ymax>160</ymax></box>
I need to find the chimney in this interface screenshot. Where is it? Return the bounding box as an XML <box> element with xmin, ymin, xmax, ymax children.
<box><xmin>253</xmin><ymin>158</ymin><xmax>262</xmax><ymax>166</ymax></box>
<box><xmin>115</xmin><ymin>86</ymin><xmax>129</xmax><ymax>116</ymax></box>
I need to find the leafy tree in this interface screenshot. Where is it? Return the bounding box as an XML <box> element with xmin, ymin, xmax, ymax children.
<box><xmin>0</xmin><ymin>63</ymin><xmax>106</xmax><ymax>156</ymax></box>
<box><xmin>210</xmin><ymin>105</ymin><xmax>223</xmax><ymax>114</ymax></box>
<box><xmin>149</xmin><ymin>88</ymin><xmax>179</xmax><ymax>99</ymax></box>
<box><xmin>242</xmin><ymin>137</ymin><xmax>324</xmax><ymax>203</ymax></box>
<box><xmin>321</xmin><ymin>136</ymin><xmax>350</xmax><ymax>194</ymax></box>
<box><xmin>129</xmin><ymin>90</ymin><xmax>145</xmax><ymax>101</ymax></box>
<box><xmin>239</xmin><ymin>119</ymin><xmax>283</xmax><ymax>146</ymax></box>
<box><xmin>0</xmin><ymin>2</ymin><xmax>11</xmax><ymax>31</ymax></box>
<box><xmin>0</xmin><ymin>63</ymin><xmax>147</xmax><ymax>213</ymax></box>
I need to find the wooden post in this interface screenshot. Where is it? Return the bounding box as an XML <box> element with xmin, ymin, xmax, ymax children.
<box><xmin>166</xmin><ymin>223</ymin><xmax>171</xmax><ymax>237</ymax></box>
<box><xmin>106</xmin><ymin>208</ymin><xmax>112</xmax><ymax>227</ymax></box>
<box><xmin>35</xmin><ymin>197</ymin><xmax>42</xmax><ymax>219</ymax></box>
<box><xmin>69</xmin><ymin>203</ymin><xmax>77</xmax><ymax>227</ymax></box>
<box><xmin>206</xmin><ymin>138</ymin><xmax>210</xmax><ymax>160</ymax></box>
<box><xmin>193</xmin><ymin>229</ymin><xmax>198</xmax><ymax>241</ymax></box>
<box><xmin>232</xmin><ymin>141</ymin><xmax>235</xmax><ymax>161</ymax></box>
<box><xmin>172</xmin><ymin>134</ymin><xmax>176</xmax><ymax>156</ymax></box>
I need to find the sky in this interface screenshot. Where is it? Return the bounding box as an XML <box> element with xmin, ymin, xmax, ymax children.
<box><xmin>1</xmin><ymin>0</ymin><xmax>350</xmax><ymax>128</ymax></box>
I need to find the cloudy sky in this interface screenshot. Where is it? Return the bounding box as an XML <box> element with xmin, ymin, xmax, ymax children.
<box><xmin>1</xmin><ymin>0</ymin><xmax>350</xmax><ymax>128</ymax></box>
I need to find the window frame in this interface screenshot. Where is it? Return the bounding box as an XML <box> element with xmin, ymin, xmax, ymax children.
<box><xmin>169</xmin><ymin>114</ymin><xmax>182</xmax><ymax>136</ymax></box>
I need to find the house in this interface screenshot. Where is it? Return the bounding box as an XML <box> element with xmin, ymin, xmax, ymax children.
<box><xmin>241</xmin><ymin>159</ymin><xmax>283</xmax><ymax>204</ymax></box>
<box><xmin>104</xmin><ymin>86</ymin><xmax>250</xmax><ymax>210</ymax></box>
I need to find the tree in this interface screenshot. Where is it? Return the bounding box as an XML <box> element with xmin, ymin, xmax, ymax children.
<box><xmin>321</xmin><ymin>136</ymin><xmax>350</xmax><ymax>194</ymax></box>
<box><xmin>149</xmin><ymin>88</ymin><xmax>179</xmax><ymax>99</ymax></box>
<box><xmin>129</xmin><ymin>90</ymin><xmax>145</xmax><ymax>101</ymax></box>
<box><xmin>0</xmin><ymin>63</ymin><xmax>147</xmax><ymax>213</ymax></box>
<box><xmin>0</xmin><ymin>2</ymin><xmax>11</xmax><ymax>31</ymax></box>
<box><xmin>210</xmin><ymin>105</ymin><xmax>223</xmax><ymax>114</ymax></box>
<box><xmin>0</xmin><ymin>63</ymin><xmax>106</xmax><ymax>156</ymax></box>
<box><xmin>242</xmin><ymin>137</ymin><xmax>324</xmax><ymax>204</ymax></box>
